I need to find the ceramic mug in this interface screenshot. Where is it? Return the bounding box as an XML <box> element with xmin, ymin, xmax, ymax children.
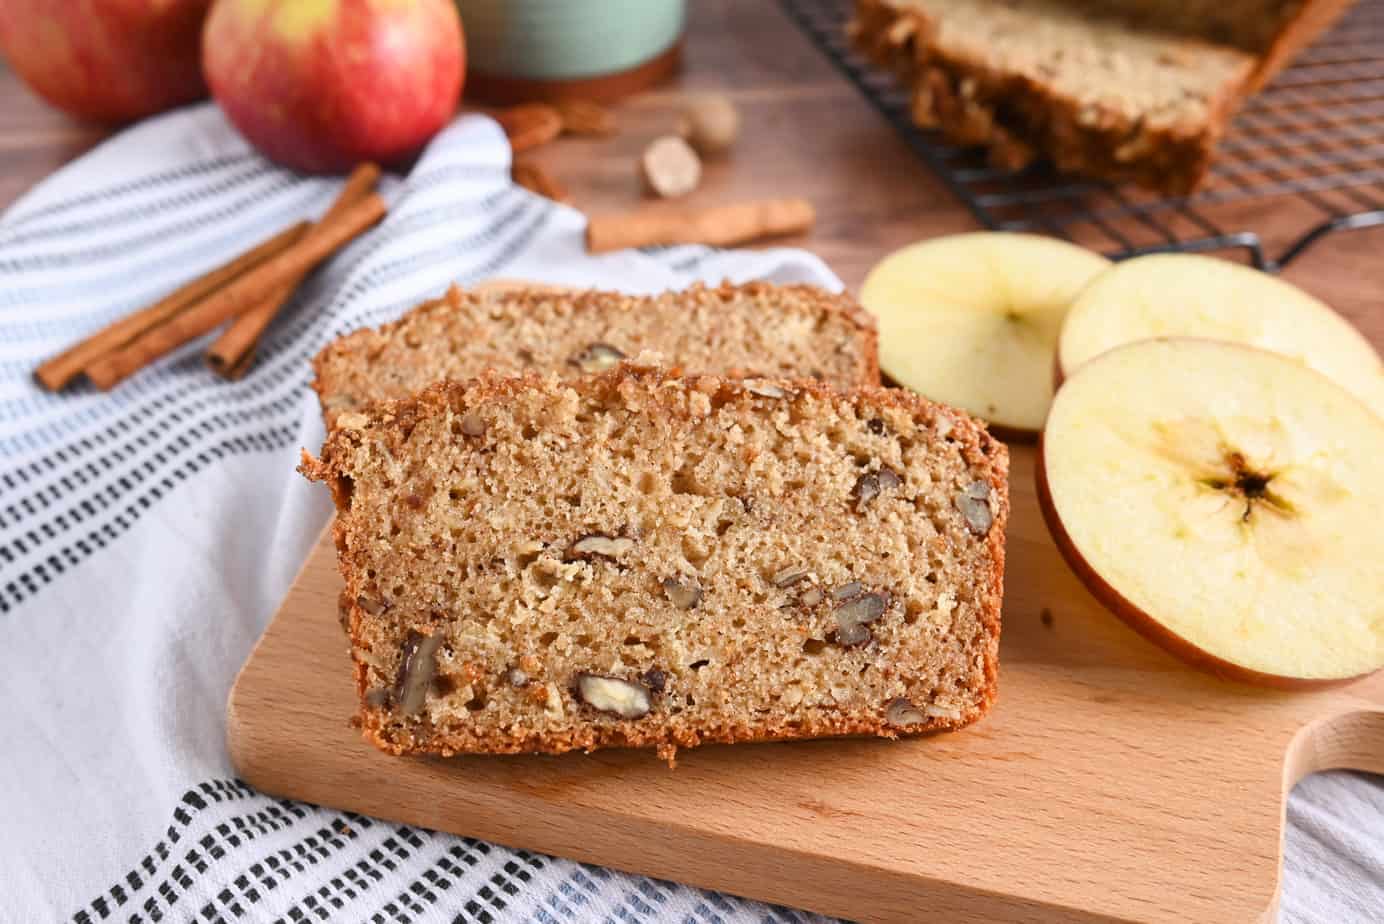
<box><xmin>455</xmin><ymin>0</ymin><xmax>686</xmax><ymax>101</ymax></box>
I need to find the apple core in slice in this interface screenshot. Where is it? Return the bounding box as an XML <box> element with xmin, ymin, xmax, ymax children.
<box><xmin>860</xmin><ymin>232</ymin><xmax>1110</xmax><ymax>437</ymax></box>
<box><xmin>1039</xmin><ymin>338</ymin><xmax>1384</xmax><ymax>686</ymax></box>
<box><xmin>1058</xmin><ymin>253</ymin><xmax>1384</xmax><ymax>418</ymax></box>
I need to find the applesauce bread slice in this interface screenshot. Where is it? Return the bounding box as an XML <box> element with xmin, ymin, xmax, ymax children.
<box><xmin>301</xmin><ymin>365</ymin><xmax>1008</xmax><ymax>762</ymax></box>
<box><xmin>312</xmin><ymin>281</ymin><xmax>879</xmax><ymax>428</ymax></box>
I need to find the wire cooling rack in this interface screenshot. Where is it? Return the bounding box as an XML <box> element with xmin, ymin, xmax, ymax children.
<box><xmin>782</xmin><ymin>0</ymin><xmax>1384</xmax><ymax>270</ymax></box>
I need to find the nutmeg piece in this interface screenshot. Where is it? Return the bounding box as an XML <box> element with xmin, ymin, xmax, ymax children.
<box><xmin>678</xmin><ymin>94</ymin><xmax>740</xmax><ymax>157</ymax></box>
<box><xmin>640</xmin><ymin>136</ymin><xmax>702</xmax><ymax>199</ymax></box>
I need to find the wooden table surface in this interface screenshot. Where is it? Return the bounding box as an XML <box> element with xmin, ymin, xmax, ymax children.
<box><xmin>2</xmin><ymin>1</ymin><xmax>1379</xmax><ymax>355</ymax></box>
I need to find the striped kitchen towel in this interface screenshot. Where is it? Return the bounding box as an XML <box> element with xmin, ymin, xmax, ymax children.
<box><xmin>0</xmin><ymin>103</ymin><xmax>839</xmax><ymax>923</ymax></box>
<box><xmin>0</xmin><ymin>102</ymin><xmax>1377</xmax><ymax>924</ymax></box>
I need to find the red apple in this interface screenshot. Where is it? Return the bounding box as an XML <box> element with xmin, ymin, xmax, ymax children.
<box><xmin>202</xmin><ymin>0</ymin><xmax>465</xmax><ymax>174</ymax></box>
<box><xmin>0</xmin><ymin>0</ymin><xmax>212</xmax><ymax>122</ymax></box>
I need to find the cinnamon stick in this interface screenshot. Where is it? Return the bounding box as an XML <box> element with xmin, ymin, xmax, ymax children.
<box><xmin>494</xmin><ymin>103</ymin><xmax>563</xmax><ymax>153</ymax></box>
<box><xmin>512</xmin><ymin>160</ymin><xmax>572</xmax><ymax>204</ymax></box>
<box><xmin>585</xmin><ymin>198</ymin><xmax>815</xmax><ymax>254</ymax></box>
<box><xmin>221</xmin><ymin>341</ymin><xmax>259</xmax><ymax>381</ymax></box>
<box><xmin>206</xmin><ymin>163</ymin><xmax>381</xmax><ymax>379</ymax></box>
<box><xmin>86</xmin><ymin>193</ymin><xmax>388</xmax><ymax>390</ymax></box>
<box><xmin>554</xmin><ymin>99</ymin><xmax>617</xmax><ymax>137</ymax></box>
<box><xmin>33</xmin><ymin>221</ymin><xmax>310</xmax><ymax>391</ymax></box>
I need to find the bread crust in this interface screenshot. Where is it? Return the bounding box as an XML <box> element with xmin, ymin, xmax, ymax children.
<box><xmin>1245</xmin><ymin>0</ymin><xmax>1355</xmax><ymax>93</ymax></box>
<box><xmin>303</xmin><ymin>363</ymin><xmax>1007</xmax><ymax>764</ymax></box>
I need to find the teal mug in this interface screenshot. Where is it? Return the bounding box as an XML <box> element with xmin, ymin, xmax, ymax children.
<box><xmin>455</xmin><ymin>0</ymin><xmax>686</xmax><ymax>101</ymax></box>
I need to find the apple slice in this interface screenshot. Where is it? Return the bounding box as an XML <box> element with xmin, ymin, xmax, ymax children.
<box><xmin>1039</xmin><ymin>338</ymin><xmax>1384</xmax><ymax>687</ymax></box>
<box><xmin>860</xmin><ymin>232</ymin><xmax>1110</xmax><ymax>438</ymax></box>
<box><xmin>1058</xmin><ymin>253</ymin><xmax>1384</xmax><ymax>418</ymax></box>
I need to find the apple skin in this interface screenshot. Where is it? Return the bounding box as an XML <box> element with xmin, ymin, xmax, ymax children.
<box><xmin>0</xmin><ymin>0</ymin><xmax>212</xmax><ymax>122</ymax></box>
<box><xmin>1034</xmin><ymin>430</ymin><xmax>1374</xmax><ymax>690</ymax></box>
<box><xmin>203</xmin><ymin>0</ymin><xmax>465</xmax><ymax>174</ymax></box>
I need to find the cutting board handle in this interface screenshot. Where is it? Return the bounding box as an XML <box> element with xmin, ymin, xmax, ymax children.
<box><xmin>1286</xmin><ymin>707</ymin><xmax>1384</xmax><ymax>782</ymax></box>
<box><xmin>1267</xmin><ymin>708</ymin><xmax>1384</xmax><ymax>922</ymax></box>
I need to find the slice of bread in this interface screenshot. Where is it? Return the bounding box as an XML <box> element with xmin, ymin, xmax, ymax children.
<box><xmin>311</xmin><ymin>282</ymin><xmax>879</xmax><ymax>428</ymax></box>
<box><xmin>301</xmin><ymin>365</ymin><xmax>1008</xmax><ymax>763</ymax></box>
<box><xmin>853</xmin><ymin>0</ymin><xmax>1352</xmax><ymax>193</ymax></box>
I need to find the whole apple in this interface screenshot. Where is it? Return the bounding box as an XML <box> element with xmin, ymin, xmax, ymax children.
<box><xmin>0</xmin><ymin>0</ymin><xmax>212</xmax><ymax>122</ymax></box>
<box><xmin>203</xmin><ymin>0</ymin><xmax>465</xmax><ymax>174</ymax></box>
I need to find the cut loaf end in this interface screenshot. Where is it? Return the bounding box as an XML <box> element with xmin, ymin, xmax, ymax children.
<box><xmin>302</xmin><ymin>365</ymin><xmax>1008</xmax><ymax>763</ymax></box>
<box><xmin>852</xmin><ymin>0</ymin><xmax>1353</xmax><ymax>193</ymax></box>
<box><xmin>854</xmin><ymin>0</ymin><xmax>1254</xmax><ymax>193</ymax></box>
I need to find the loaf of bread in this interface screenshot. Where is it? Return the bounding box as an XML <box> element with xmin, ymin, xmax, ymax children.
<box><xmin>301</xmin><ymin>365</ymin><xmax>1008</xmax><ymax>763</ymax></box>
<box><xmin>312</xmin><ymin>281</ymin><xmax>879</xmax><ymax>428</ymax></box>
<box><xmin>1081</xmin><ymin>0</ymin><xmax>1355</xmax><ymax>92</ymax></box>
<box><xmin>852</xmin><ymin>0</ymin><xmax>1353</xmax><ymax>193</ymax></box>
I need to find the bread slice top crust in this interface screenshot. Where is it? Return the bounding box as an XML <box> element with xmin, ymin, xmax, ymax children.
<box><xmin>302</xmin><ymin>365</ymin><xmax>1008</xmax><ymax>764</ymax></box>
<box><xmin>311</xmin><ymin>281</ymin><xmax>881</xmax><ymax>429</ymax></box>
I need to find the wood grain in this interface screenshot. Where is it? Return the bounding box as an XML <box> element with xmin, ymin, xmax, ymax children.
<box><xmin>228</xmin><ymin>424</ymin><xmax>1384</xmax><ymax>924</ymax></box>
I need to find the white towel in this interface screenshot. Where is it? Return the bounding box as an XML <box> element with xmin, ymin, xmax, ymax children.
<box><xmin>0</xmin><ymin>103</ymin><xmax>1376</xmax><ymax>923</ymax></box>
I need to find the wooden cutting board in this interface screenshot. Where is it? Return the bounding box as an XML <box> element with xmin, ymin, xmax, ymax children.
<box><xmin>228</xmin><ymin>365</ymin><xmax>1384</xmax><ymax>924</ymax></box>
